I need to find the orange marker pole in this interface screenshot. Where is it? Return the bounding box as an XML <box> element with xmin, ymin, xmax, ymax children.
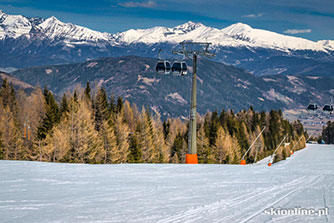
<box><xmin>186</xmin><ymin>154</ymin><xmax>198</xmax><ymax>164</ymax></box>
<box><xmin>24</xmin><ymin>125</ymin><xmax>26</xmax><ymax>138</ymax></box>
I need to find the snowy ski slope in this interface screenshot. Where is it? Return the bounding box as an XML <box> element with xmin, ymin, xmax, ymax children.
<box><xmin>1</xmin><ymin>144</ymin><xmax>333</xmax><ymax>222</ymax></box>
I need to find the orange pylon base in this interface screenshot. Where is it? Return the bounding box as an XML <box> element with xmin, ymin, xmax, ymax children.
<box><xmin>268</xmin><ymin>163</ymin><xmax>272</xmax><ymax>166</ymax></box>
<box><xmin>186</xmin><ymin>154</ymin><xmax>198</xmax><ymax>164</ymax></box>
<box><xmin>240</xmin><ymin>160</ymin><xmax>246</xmax><ymax>165</ymax></box>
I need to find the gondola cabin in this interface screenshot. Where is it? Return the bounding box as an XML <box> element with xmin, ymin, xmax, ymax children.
<box><xmin>155</xmin><ymin>61</ymin><xmax>171</xmax><ymax>74</ymax></box>
<box><xmin>307</xmin><ymin>104</ymin><xmax>318</xmax><ymax>111</ymax></box>
<box><xmin>323</xmin><ymin>104</ymin><xmax>333</xmax><ymax>113</ymax></box>
<box><xmin>172</xmin><ymin>61</ymin><xmax>187</xmax><ymax>76</ymax></box>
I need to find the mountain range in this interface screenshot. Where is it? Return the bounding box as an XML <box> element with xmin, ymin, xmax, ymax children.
<box><xmin>10</xmin><ymin>56</ymin><xmax>334</xmax><ymax>118</ymax></box>
<box><xmin>1</xmin><ymin>10</ymin><xmax>334</xmax><ymax>76</ymax></box>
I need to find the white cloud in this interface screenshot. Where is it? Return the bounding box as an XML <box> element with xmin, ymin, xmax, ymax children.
<box><xmin>119</xmin><ymin>0</ymin><xmax>156</xmax><ymax>8</ymax></box>
<box><xmin>242</xmin><ymin>13</ymin><xmax>263</xmax><ymax>18</ymax></box>
<box><xmin>283</xmin><ymin>29</ymin><xmax>312</xmax><ymax>34</ymax></box>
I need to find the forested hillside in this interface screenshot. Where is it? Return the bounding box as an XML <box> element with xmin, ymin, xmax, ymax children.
<box><xmin>11</xmin><ymin>56</ymin><xmax>334</xmax><ymax>118</ymax></box>
<box><xmin>0</xmin><ymin>80</ymin><xmax>306</xmax><ymax>164</ymax></box>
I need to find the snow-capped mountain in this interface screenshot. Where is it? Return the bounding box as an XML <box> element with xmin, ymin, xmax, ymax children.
<box><xmin>1</xmin><ymin>10</ymin><xmax>331</xmax><ymax>52</ymax></box>
<box><xmin>0</xmin><ymin>10</ymin><xmax>111</xmax><ymax>45</ymax></box>
<box><xmin>114</xmin><ymin>21</ymin><xmax>332</xmax><ymax>53</ymax></box>
<box><xmin>0</xmin><ymin>10</ymin><xmax>33</xmax><ymax>39</ymax></box>
<box><xmin>1</xmin><ymin>10</ymin><xmax>334</xmax><ymax>76</ymax></box>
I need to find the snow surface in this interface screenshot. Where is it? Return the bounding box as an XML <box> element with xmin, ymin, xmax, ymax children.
<box><xmin>1</xmin><ymin>144</ymin><xmax>333</xmax><ymax>223</ymax></box>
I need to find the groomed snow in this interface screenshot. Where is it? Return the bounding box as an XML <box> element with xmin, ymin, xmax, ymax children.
<box><xmin>1</xmin><ymin>144</ymin><xmax>333</xmax><ymax>222</ymax></box>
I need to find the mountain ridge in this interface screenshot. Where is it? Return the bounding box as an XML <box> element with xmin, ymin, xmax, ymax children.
<box><xmin>1</xmin><ymin>10</ymin><xmax>333</xmax><ymax>52</ymax></box>
<box><xmin>1</xmin><ymin>10</ymin><xmax>334</xmax><ymax>77</ymax></box>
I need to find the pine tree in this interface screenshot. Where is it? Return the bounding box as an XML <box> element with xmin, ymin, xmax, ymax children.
<box><xmin>73</xmin><ymin>98</ymin><xmax>104</xmax><ymax>163</ymax></box>
<box><xmin>230</xmin><ymin>135</ymin><xmax>242</xmax><ymax>163</ymax></box>
<box><xmin>152</xmin><ymin>115</ymin><xmax>169</xmax><ymax>163</ymax></box>
<box><xmin>109</xmin><ymin>95</ymin><xmax>116</xmax><ymax>114</ymax></box>
<box><xmin>197</xmin><ymin>122</ymin><xmax>210</xmax><ymax>163</ymax></box>
<box><xmin>101</xmin><ymin>118</ymin><xmax>117</xmax><ymax>163</ymax></box>
<box><xmin>171</xmin><ymin>152</ymin><xmax>179</xmax><ymax>163</ymax></box>
<box><xmin>128</xmin><ymin>134</ymin><xmax>142</xmax><ymax>163</ymax></box>
<box><xmin>164</xmin><ymin>118</ymin><xmax>184</xmax><ymax>162</ymax></box>
<box><xmin>84</xmin><ymin>82</ymin><xmax>91</xmax><ymax>100</ymax></box>
<box><xmin>209</xmin><ymin>111</ymin><xmax>220</xmax><ymax>146</ymax></box>
<box><xmin>212</xmin><ymin>126</ymin><xmax>233</xmax><ymax>164</ymax></box>
<box><xmin>73</xmin><ymin>90</ymin><xmax>78</xmax><ymax>103</ymax></box>
<box><xmin>163</xmin><ymin>120</ymin><xmax>170</xmax><ymax>140</ymax></box>
<box><xmin>171</xmin><ymin>132</ymin><xmax>187</xmax><ymax>163</ymax></box>
<box><xmin>0</xmin><ymin>131</ymin><xmax>3</xmax><ymax>159</ymax></box>
<box><xmin>116</xmin><ymin>96</ymin><xmax>123</xmax><ymax>114</ymax></box>
<box><xmin>0</xmin><ymin>79</ymin><xmax>19</xmax><ymax>117</ymax></box>
<box><xmin>60</xmin><ymin>94</ymin><xmax>69</xmax><ymax>116</ymax></box>
<box><xmin>123</xmin><ymin>100</ymin><xmax>135</xmax><ymax>132</ymax></box>
<box><xmin>94</xmin><ymin>88</ymin><xmax>109</xmax><ymax>131</ymax></box>
<box><xmin>41</xmin><ymin>93</ymin><xmax>104</xmax><ymax>163</ymax></box>
<box><xmin>0</xmin><ymin>104</ymin><xmax>23</xmax><ymax>160</ymax></box>
<box><xmin>37</xmin><ymin>88</ymin><xmax>60</xmax><ymax>140</ymax></box>
<box><xmin>112</xmin><ymin>111</ymin><xmax>129</xmax><ymax>163</ymax></box>
<box><xmin>42</xmin><ymin>115</ymin><xmax>71</xmax><ymax>162</ymax></box>
<box><xmin>136</xmin><ymin>108</ymin><xmax>154</xmax><ymax>162</ymax></box>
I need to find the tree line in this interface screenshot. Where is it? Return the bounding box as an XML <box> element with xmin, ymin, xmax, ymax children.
<box><xmin>0</xmin><ymin>79</ymin><xmax>307</xmax><ymax>164</ymax></box>
<box><xmin>321</xmin><ymin>121</ymin><xmax>334</xmax><ymax>144</ymax></box>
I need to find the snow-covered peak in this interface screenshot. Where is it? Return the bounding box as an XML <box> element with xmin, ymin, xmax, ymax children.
<box><xmin>38</xmin><ymin>16</ymin><xmax>111</xmax><ymax>44</ymax></box>
<box><xmin>114</xmin><ymin>21</ymin><xmax>220</xmax><ymax>44</ymax></box>
<box><xmin>39</xmin><ymin>16</ymin><xmax>67</xmax><ymax>34</ymax></box>
<box><xmin>221</xmin><ymin>23</ymin><xmax>327</xmax><ymax>52</ymax></box>
<box><xmin>39</xmin><ymin>16</ymin><xmax>61</xmax><ymax>28</ymax></box>
<box><xmin>222</xmin><ymin>22</ymin><xmax>252</xmax><ymax>35</ymax></box>
<box><xmin>0</xmin><ymin>11</ymin><xmax>32</xmax><ymax>39</ymax></box>
<box><xmin>0</xmin><ymin>11</ymin><xmax>112</xmax><ymax>45</ymax></box>
<box><xmin>174</xmin><ymin>21</ymin><xmax>204</xmax><ymax>32</ymax></box>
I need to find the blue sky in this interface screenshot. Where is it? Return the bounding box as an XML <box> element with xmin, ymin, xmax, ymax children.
<box><xmin>0</xmin><ymin>0</ymin><xmax>333</xmax><ymax>40</ymax></box>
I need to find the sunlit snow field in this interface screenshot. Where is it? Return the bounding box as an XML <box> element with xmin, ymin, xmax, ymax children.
<box><xmin>1</xmin><ymin>144</ymin><xmax>333</xmax><ymax>223</ymax></box>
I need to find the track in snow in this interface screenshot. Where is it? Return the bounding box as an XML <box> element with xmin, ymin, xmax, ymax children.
<box><xmin>0</xmin><ymin>144</ymin><xmax>333</xmax><ymax>223</ymax></box>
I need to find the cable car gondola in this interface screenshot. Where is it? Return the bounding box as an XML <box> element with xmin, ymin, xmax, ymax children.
<box><xmin>155</xmin><ymin>60</ymin><xmax>171</xmax><ymax>74</ymax></box>
<box><xmin>172</xmin><ymin>61</ymin><xmax>187</xmax><ymax>76</ymax></box>
<box><xmin>307</xmin><ymin>103</ymin><xmax>318</xmax><ymax>111</ymax></box>
<box><xmin>323</xmin><ymin>104</ymin><xmax>333</xmax><ymax>113</ymax></box>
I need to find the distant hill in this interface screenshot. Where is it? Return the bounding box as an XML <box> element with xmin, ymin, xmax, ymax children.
<box><xmin>11</xmin><ymin>56</ymin><xmax>334</xmax><ymax>118</ymax></box>
<box><xmin>0</xmin><ymin>72</ymin><xmax>34</xmax><ymax>92</ymax></box>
